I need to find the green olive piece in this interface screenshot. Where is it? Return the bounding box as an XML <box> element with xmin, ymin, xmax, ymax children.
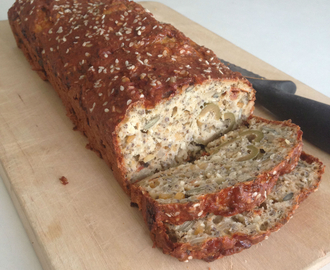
<box><xmin>197</xmin><ymin>103</ymin><xmax>221</xmax><ymax>127</ymax></box>
<box><xmin>199</xmin><ymin>103</ymin><xmax>221</xmax><ymax>120</ymax></box>
<box><xmin>223</xmin><ymin>112</ymin><xmax>236</xmax><ymax>133</ymax></box>
<box><xmin>239</xmin><ymin>129</ymin><xmax>264</xmax><ymax>142</ymax></box>
<box><xmin>207</xmin><ymin>129</ymin><xmax>264</xmax><ymax>154</ymax></box>
<box><xmin>236</xmin><ymin>145</ymin><xmax>259</xmax><ymax>162</ymax></box>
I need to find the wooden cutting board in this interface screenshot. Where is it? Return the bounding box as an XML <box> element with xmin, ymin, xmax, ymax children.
<box><xmin>1</xmin><ymin>2</ymin><xmax>329</xmax><ymax>270</ymax></box>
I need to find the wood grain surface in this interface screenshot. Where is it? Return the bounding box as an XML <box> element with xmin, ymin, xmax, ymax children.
<box><xmin>0</xmin><ymin>2</ymin><xmax>329</xmax><ymax>270</ymax></box>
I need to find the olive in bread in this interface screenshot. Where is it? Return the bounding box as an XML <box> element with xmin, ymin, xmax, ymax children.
<box><xmin>131</xmin><ymin>116</ymin><xmax>303</xmax><ymax>228</ymax></box>
<box><xmin>8</xmin><ymin>0</ymin><xmax>255</xmax><ymax>195</ymax></box>
<box><xmin>150</xmin><ymin>152</ymin><xmax>324</xmax><ymax>262</ymax></box>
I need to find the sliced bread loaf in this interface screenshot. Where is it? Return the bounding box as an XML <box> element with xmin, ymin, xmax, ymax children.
<box><xmin>131</xmin><ymin>116</ymin><xmax>303</xmax><ymax>228</ymax></box>
<box><xmin>150</xmin><ymin>152</ymin><xmax>324</xmax><ymax>262</ymax></box>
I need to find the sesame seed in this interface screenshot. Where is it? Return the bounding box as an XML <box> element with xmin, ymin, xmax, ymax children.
<box><xmin>140</xmin><ymin>94</ymin><xmax>144</xmax><ymax>98</ymax></box>
<box><xmin>42</xmin><ymin>50</ymin><xmax>45</xmax><ymax>54</ymax></box>
<box><xmin>89</xmin><ymin>102</ymin><xmax>96</xmax><ymax>112</ymax></box>
<box><xmin>103</xmin><ymin>102</ymin><xmax>108</xmax><ymax>106</ymax></box>
<box><xmin>98</xmin><ymin>67</ymin><xmax>104</xmax><ymax>73</ymax></box>
<box><xmin>146</xmin><ymin>52</ymin><xmax>152</xmax><ymax>57</ymax></box>
<box><xmin>205</xmin><ymin>60</ymin><xmax>209</xmax><ymax>65</ymax></box>
<box><xmin>111</xmin><ymin>88</ymin><xmax>115</xmax><ymax>94</ymax></box>
<box><xmin>158</xmin><ymin>54</ymin><xmax>163</xmax><ymax>58</ymax></box>
<box><xmin>64</xmin><ymin>63</ymin><xmax>68</xmax><ymax>67</ymax></box>
<box><xmin>120</xmin><ymin>85</ymin><xmax>124</xmax><ymax>91</ymax></box>
<box><xmin>104</xmin><ymin>108</ymin><xmax>109</xmax><ymax>112</ymax></box>
<box><xmin>62</xmin><ymin>37</ymin><xmax>67</xmax><ymax>42</ymax></box>
<box><xmin>137</xmin><ymin>30</ymin><xmax>141</xmax><ymax>35</ymax></box>
<box><xmin>153</xmin><ymin>25</ymin><xmax>157</xmax><ymax>29</ymax></box>
<box><xmin>85</xmin><ymin>52</ymin><xmax>90</xmax><ymax>57</ymax></box>
<box><xmin>127</xmin><ymin>99</ymin><xmax>132</xmax><ymax>105</ymax></box>
<box><xmin>115</xmin><ymin>59</ymin><xmax>119</xmax><ymax>64</ymax></box>
<box><xmin>48</xmin><ymin>29</ymin><xmax>53</xmax><ymax>34</ymax></box>
<box><xmin>198</xmin><ymin>211</ymin><xmax>203</xmax><ymax>217</ymax></box>
<box><xmin>57</xmin><ymin>26</ymin><xmax>63</xmax><ymax>33</ymax></box>
<box><xmin>180</xmin><ymin>49</ymin><xmax>185</xmax><ymax>54</ymax></box>
<box><xmin>104</xmin><ymin>53</ymin><xmax>108</xmax><ymax>58</ymax></box>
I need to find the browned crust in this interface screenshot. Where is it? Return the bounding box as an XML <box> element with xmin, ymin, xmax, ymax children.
<box><xmin>130</xmin><ymin>116</ymin><xmax>303</xmax><ymax>229</ymax></box>
<box><xmin>8</xmin><ymin>0</ymin><xmax>254</xmax><ymax>195</ymax></box>
<box><xmin>150</xmin><ymin>152</ymin><xmax>324</xmax><ymax>262</ymax></box>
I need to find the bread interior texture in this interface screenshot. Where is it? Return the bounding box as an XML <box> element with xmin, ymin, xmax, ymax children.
<box><xmin>168</xmin><ymin>157</ymin><xmax>321</xmax><ymax>245</ymax></box>
<box><xmin>136</xmin><ymin>116</ymin><xmax>301</xmax><ymax>203</ymax></box>
<box><xmin>117</xmin><ymin>80</ymin><xmax>254</xmax><ymax>182</ymax></box>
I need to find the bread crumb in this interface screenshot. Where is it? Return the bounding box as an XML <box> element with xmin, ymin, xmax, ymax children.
<box><xmin>59</xmin><ymin>176</ymin><xmax>69</xmax><ymax>185</ymax></box>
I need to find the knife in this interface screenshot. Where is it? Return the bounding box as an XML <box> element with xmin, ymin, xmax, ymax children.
<box><xmin>220</xmin><ymin>59</ymin><xmax>330</xmax><ymax>154</ymax></box>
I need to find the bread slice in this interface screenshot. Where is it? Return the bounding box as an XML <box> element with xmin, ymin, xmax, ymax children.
<box><xmin>8</xmin><ymin>0</ymin><xmax>255</xmax><ymax>195</ymax></box>
<box><xmin>131</xmin><ymin>116</ymin><xmax>303</xmax><ymax>228</ymax></box>
<box><xmin>150</xmin><ymin>152</ymin><xmax>324</xmax><ymax>262</ymax></box>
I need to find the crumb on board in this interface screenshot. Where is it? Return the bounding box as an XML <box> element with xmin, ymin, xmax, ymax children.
<box><xmin>59</xmin><ymin>176</ymin><xmax>69</xmax><ymax>185</ymax></box>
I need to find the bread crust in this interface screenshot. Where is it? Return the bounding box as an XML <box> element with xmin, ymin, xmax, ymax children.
<box><xmin>150</xmin><ymin>152</ymin><xmax>324</xmax><ymax>262</ymax></box>
<box><xmin>131</xmin><ymin>116</ymin><xmax>303</xmax><ymax>229</ymax></box>
<box><xmin>8</xmin><ymin>0</ymin><xmax>254</xmax><ymax>195</ymax></box>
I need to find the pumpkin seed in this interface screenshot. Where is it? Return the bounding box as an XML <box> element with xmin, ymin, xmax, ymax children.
<box><xmin>283</xmin><ymin>192</ymin><xmax>294</xmax><ymax>201</ymax></box>
<box><xmin>142</xmin><ymin>115</ymin><xmax>160</xmax><ymax>131</ymax></box>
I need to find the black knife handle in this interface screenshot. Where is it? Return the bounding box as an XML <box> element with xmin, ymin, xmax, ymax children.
<box><xmin>255</xmin><ymin>86</ymin><xmax>330</xmax><ymax>153</ymax></box>
<box><xmin>248</xmin><ymin>78</ymin><xmax>297</xmax><ymax>94</ymax></box>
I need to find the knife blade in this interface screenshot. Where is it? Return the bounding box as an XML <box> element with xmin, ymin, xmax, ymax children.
<box><xmin>220</xmin><ymin>58</ymin><xmax>330</xmax><ymax>154</ymax></box>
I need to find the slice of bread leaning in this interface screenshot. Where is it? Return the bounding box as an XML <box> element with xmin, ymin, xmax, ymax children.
<box><xmin>150</xmin><ymin>152</ymin><xmax>324</xmax><ymax>262</ymax></box>
<box><xmin>131</xmin><ymin>116</ymin><xmax>303</xmax><ymax>229</ymax></box>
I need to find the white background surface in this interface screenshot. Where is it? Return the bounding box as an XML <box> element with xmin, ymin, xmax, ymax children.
<box><xmin>0</xmin><ymin>0</ymin><xmax>329</xmax><ymax>269</ymax></box>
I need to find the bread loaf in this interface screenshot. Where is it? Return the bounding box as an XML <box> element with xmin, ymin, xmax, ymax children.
<box><xmin>131</xmin><ymin>116</ymin><xmax>303</xmax><ymax>228</ymax></box>
<box><xmin>150</xmin><ymin>152</ymin><xmax>324</xmax><ymax>262</ymax></box>
<box><xmin>8</xmin><ymin>0</ymin><xmax>255</xmax><ymax>195</ymax></box>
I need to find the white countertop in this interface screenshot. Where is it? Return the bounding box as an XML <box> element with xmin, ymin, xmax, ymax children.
<box><xmin>0</xmin><ymin>1</ymin><xmax>329</xmax><ymax>269</ymax></box>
